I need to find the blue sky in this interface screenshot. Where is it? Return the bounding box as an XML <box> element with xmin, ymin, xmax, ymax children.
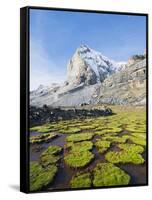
<box><xmin>30</xmin><ymin>9</ymin><xmax>146</xmax><ymax>90</ymax></box>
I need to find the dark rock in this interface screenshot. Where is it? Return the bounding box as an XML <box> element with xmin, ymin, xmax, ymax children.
<box><xmin>29</xmin><ymin>105</ymin><xmax>113</xmax><ymax>127</ymax></box>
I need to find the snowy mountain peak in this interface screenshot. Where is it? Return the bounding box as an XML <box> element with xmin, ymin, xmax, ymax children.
<box><xmin>67</xmin><ymin>44</ymin><xmax>126</xmax><ymax>86</ymax></box>
<box><xmin>78</xmin><ymin>44</ymin><xmax>125</xmax><ymax>71</ymax></box>
<box><xmin>77</xmin><ymin>44</ymin><xmax>91</xmax><ymax>54</ymax></box>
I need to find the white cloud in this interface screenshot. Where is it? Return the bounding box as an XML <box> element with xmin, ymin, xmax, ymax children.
<box><xmin>30</xmin><ymin>39</ymin><xmax>66</xmax><ymax>91</ymax></box>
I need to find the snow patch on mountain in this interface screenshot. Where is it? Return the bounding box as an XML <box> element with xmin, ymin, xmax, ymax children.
<box><xmin>76</xmin><ymin>44</ymin><xmax>126</xmax><ymax>83</ymax></box>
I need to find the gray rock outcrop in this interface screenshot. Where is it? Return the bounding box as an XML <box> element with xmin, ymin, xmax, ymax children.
<box><xmin>30</xmin><ymin>105</ymin><xmax>113</xmax><ymax>126</ymax></box>
<box><xmin>97</xmin><ymin>59</ymin><xmax>146</xmax><ymax>105</ymax></box>
<box><xmin>67</xmin><ymin>47</ymin><xmax>97</xmax><ymax>85</ymax></box>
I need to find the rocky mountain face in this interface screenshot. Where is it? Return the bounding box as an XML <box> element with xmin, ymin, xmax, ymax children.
<box><xmin>97</xmin><ymin>59</ymin><xmax>146</xmax><ymax>105</ymax></box>
<box><xmin>127</xmin><ymin>55</ymin><xmax>145</xmax><ymax>66</ymax></box>
<box><xmin>30</xmin><ymin>45</ymin><xmax>146</xmax><ymax>107</ymax></box>
<box><xmin>67</xmin><ymin>45</ymin><xmax>125</xmax><ymax>86</ymax></box>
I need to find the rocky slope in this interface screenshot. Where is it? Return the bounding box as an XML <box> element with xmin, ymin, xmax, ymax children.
<box><xmin>30</xmin><ymin>45</ymin><xmax>146</xmax><ymax>107</ymax></box>
<box><xmin>97</xmin><ymin>59</ymin><xmax>146</xmax><ymax>105</ymax></box>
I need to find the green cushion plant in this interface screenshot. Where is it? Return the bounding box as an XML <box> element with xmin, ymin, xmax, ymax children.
<box><xmin>64</xmin><ymin>151</ymin><xmax>94</xmax><ymax>168</ymax></box>
<box><xmin>30</xmin><ymin>133</ymin><xmax>58</xmax><ymax>144</ymax></box>
<box><xmin>70</xmin><ymin>172</ymin><xmax>91</xmax><ymax>188</ymax></box>
<box><xmin>93</xmin><ymin>163</ymin><xmax>130</xmax><ymax>187</ymax></box>
<box><xmin>66</xmin><ymin>133</ymin><xmax>94</xmax><ymax>142</ymax></box>
<box><xmin>30</xmin><ymin>161</ymin><xmax>57</xmax><ymax>192</ymax></box>
<box><xmin>95</xmin><ymin>140</ymin><xmax>111</xmax><ymax>154</ymax></box>
<box><xmin>105</xmin><ymin>143</ymin><xmax>145</xmax><ymax>164</ymax></box>
<box><xmin>40</xmin><ymin>145</ymin><xmax>62</xmax><ymax>167</ymax></box>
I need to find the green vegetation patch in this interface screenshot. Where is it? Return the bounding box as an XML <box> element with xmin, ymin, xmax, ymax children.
<box><xmin>122</xmin><ymin>133</ymin><xmax>146</xmax><ymax>146</ymax></box>
<box><xmin>126</xmin><ymin>125</ymin><xmax>146</xmax><ymax>133</ymax></box>
<box><xmin>95</xmin><ymin>130</ymin><xmax>119</xmax><ymax>136</ymax></box>
<box><xmin>64</xmin><ymin>151</ymin><xmax>94</xmax><ymax>168</ymax></box>
<box><xmin>30</xmin><ymin>133</ymin><xmax>58</xmax><ymax>144</ymax></box>
<box><xmin>59</xmin><ymin>127</ymin><xmax>81</xmax><ymax>134</ymax></box>
<box><xmin>106</xmin><ymin>127</ymin><xmax>122</xmax><ymax>133</ymax></box>
<box><xmin>30</xmin><ymin>124</ymin><xmax>58</xmax><ymax>133</ymax></box>
<box><xmin>95</xmin><ymin>127</ymin><xmax>105</xmax><ymax>131</ymax></box>
<box><xmin>37</xmin><ymin>127</ymin><xmax>55</xmax><ymax>133</ymax></box>
<box><xmin>40</xmin><ymin>154</ymin><xmax>60</xmax><ymax>167</ymax></box>
<box><xmin>40</xmin><ymin>145</ymin><xmax>62</xmax><ymax>167</ymax></box>
<box><xmin>124</xmin><ymin>134</ymin><xmax>146</xmax><ymax>146</ymax></box>
<box><xmin>30</xmin><ymin>161</ymin><xmax>57</xmax><ymax>192</ymax></box>
<box><xmin>79</xmin><ymin>125</ymin><xmax>97</xmax><ymax>130</ymax></box>
<box><xmin>94</xmin><ymin>131</ymin><xmax>107</xmax><ymax>136</ymax></box>
<box><xmin>41</xmin><ymin>145</ymin><xmax>62</xmax><ymax>155</ymax></box>
<box><xmin>105</xmin><ymin>143</ymin><xmax>145</xmax><ymax>164</ymax></box>
<box><xmin>102</xmin><ymin>135</ymin><xmax>127</xmax><ymax>143</ymax></box>
<box><xmin>30</xmin><ymin>126</ymin><xmax>43</xmax><ymax>132</ymax></box>
<box><xmin>66</xmin><ymin>141</ymin><xmax>93</xmax><ymax>152</ymax></box>
<box><xmin>93</xmin><ymin>163</ymin><xmax>130</xmax><ymax>187</ymax></box>
<box><xmin>71</xmin><ymin>172</ymin><xmax>91</xmax><ymax>188</ymax></box>
<box><xmin>118</xmin><ymin>143</ymin><xmax>144</xmax><ymax>153</ymax></box>
<box><xmin>66</xmin><ymin>133</ymin><xmax>94</xmax><ymax>142</ymax></box>
<box><xmin>95</xmin><ymin>140</ymin><xmax>111</xmax><ymax>154</ymax></box>
<box><xmin>131</xmin><ymin>132</ymin><xmax>146</xmax><ymax>139</ymax></box>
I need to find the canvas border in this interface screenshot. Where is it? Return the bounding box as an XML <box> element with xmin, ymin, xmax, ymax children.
<box><xmin>20</xmin><ymin>6</ymin><xmax>149</xmax><ymax>193</ymax></box>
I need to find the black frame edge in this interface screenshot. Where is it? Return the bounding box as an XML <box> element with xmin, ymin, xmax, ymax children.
<box><xmin>20</xmin><ymin>7</ymin><xmax>29</xmax><ymax>193</ymax></box>
<box><xmin>146</xmin><ymin>13</ymin><xmax>149</xmax><ymax>186</ymax></box>
<box><xmin>26</xmin><ymin>5</ymin><xmax>148</xmax><ymax>16</ymax></box>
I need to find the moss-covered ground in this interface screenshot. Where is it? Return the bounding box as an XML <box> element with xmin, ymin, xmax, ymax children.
<box><xmin>105</xmin><ymin>143</ymin><xmax>145</xmax><ymax>164</ymax></box>
<box><xmin>64</xmin><ymin>150</ymin><xmax>94</xmax><ymax>168</ymax></box>
<box><xmin>30</xmin><ymin>133</ymin><xmax>58</xmax><ymax>144</ymax></box>
<box><xmin>92</xmin><ymin>163</ymin><xmax>130</xmax><ymax>187</ymax></box>
<box><xmin>95</xmin><ymin>140</ymin><xmax>111</xmax><ymax>154</ymax></box>
<box><xmin>66</xmin><ymin>133</ymin><xmax>94</xmax><ymax>142</ymax></box>
<box><xmin>70</xmin><ymin>162</ymin><xmax>130</xmax><ymax>188</ymax></box>
<box><xmin>40</xmin><ymin>145</ymin><xmax>62</xmax><ymax>167</ymax></box>
<box><xmin>30</xmin><ymin>106</ymin><xmax>146</xmax><ymax>190</ymax></box>
<box><xmin>65</xmin><ymin>141</ymin><xmax>93</xmax><ymax>152</ymax></box>
<box><xmin>64</xmin><ymin>141</ymin><xmax>94</xmax><ymax>168</ymax></box>
<box><xmin>70</xmin><ymin>172</ymin><xmax>91</xmax><ymax>188</ymax></box>
<box><xmin>30</xmin><ymin>161</ymin><xmax>57</xmax><ymax>192</ymax></box>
